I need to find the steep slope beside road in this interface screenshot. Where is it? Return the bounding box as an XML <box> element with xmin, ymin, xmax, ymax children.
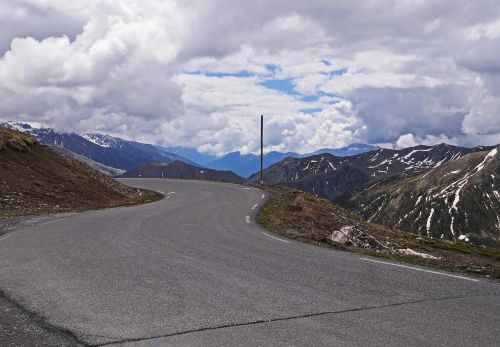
<box><xmin>257</xmin><ymin>185</ymin><xmax>500</xmax><ymax>279</ymax></box>
<box><xmin>0</xmin><ymin>126</ymin><xmax>159</xmax><ymax>218</ymax></box>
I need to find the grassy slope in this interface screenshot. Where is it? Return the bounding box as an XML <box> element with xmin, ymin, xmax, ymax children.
<box><xmin>256</xmin><ymin>185</ymin><xmax>500</xmax><ymax>280</ymax></box>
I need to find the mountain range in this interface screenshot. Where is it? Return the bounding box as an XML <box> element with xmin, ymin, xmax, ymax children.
<box><xmin>349</xmin><ymin>148</ymin><xmax>499</xmax><ymax>246</ymax></box>
<box><xmin>249</xmin><ymin>143</ymin><xmax>499</xmax><ymax>245</ymax></box>
<box><xmin>2</xmin><ymin>121</ymin><xmax>498</xmax><ymax>246</ymax></box>
<box><xmin>3</xmin><ymin>122</ymin><xmax>195</xmax><ymax>171</ymax></box>
<box><xmin>249</xmin><ymin>144</ymin><xmax>485</xmax><ymax>200</ymax></box>
<box><xmin>4</xmin><ymin>122</ymin><xmax>379</xmax><ymax>177</ymax></box>
<box><xmin>119</xmin><ymin>160</ymin><xmax>244</xmax><ymax>183</ymax></box>
<box><xmin>164</xmin><ymin>143</ymin><xmax>379</xmax><ymax>178</ymax></box>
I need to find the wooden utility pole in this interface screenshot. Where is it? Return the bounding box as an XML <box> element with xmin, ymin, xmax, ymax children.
<box><xmin>260</xmin><ymin>115</ymin><xmax>264</xmax><ymax>185</ymax></box>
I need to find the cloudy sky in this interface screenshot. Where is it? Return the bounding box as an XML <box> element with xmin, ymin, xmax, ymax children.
<box><xmin>0</xmin><ymin>0</ymin><xmax>499</xmax><ymax>154</ymax></box>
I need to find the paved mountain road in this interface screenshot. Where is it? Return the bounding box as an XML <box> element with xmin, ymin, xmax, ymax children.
<box><xmin>0</xmin><ymin>179</ymin><xmax>498</xmax><ymax>346</ymax></box>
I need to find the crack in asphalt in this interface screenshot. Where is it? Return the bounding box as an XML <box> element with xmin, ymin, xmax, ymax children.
<box><xmin>0</xmin><ymin>288</ymin><xmax>89</xmax><ymax>347</ymax></box>
<box><xmin>93</xmin><ymin>294</ymin><xmax>497</xmax><ymax>346</ymax></box>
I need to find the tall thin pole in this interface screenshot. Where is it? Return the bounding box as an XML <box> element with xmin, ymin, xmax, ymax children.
<box><xmin>260</xmin><ymin>115</ymin><xmax>264</xmax><ymax>185</ymax></box>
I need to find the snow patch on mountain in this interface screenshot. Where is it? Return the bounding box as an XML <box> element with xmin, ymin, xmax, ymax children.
<box><xmin>82</xmin><ymin>133</ymin><xmax>121</xmax><ymax>148</ymax></box>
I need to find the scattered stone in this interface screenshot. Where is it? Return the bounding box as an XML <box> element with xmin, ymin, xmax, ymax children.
<box><xmin>329</xmin><ymin>225</ymin><xmax>386</xmax><ymax>250</ymax></box>
<box><xmin>393</xmin><ymin>248</ymin><xmax>438</xmax><ymax>259</ymax></box>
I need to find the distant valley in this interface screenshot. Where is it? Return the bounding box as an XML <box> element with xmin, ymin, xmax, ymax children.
<box><xmin>191</xmin><ymin>144</ymin><xmax>379</xmax><ymax>178</ymax></box>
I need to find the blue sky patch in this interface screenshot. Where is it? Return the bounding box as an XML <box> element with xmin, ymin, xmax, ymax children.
<box><xmin>185</xmin><ymin>70</ymin><xmax>255</xmax><ymax>78</ymax></box>
<box><xmin>260</xmin><ymin>78</ymin><xmax>298</xmax><ymax>95</ymax></box>
<box><xmin>301</xmin><ymin>95</ymin><xmax>319</xmax><ymax>102</ymax></box>
<box><xmin>302</xmin><ymin>92</ymin><xmax>342</xmax><ymax>102</ymax></box>
<box><xmin>265</xmin><ymin>64</ymin><xmax>279</xmax><ymax>74</ymax></box>
<box><xmin>327</xmin><ymin>67</ymin><xmax>348</xmax><ymax>76</ymax></box>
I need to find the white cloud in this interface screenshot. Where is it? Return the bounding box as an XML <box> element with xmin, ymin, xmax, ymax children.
<box><xmin>396</xmin><ymin>133</ymin><xmax>459</xmax><ymax>149</ymax></box>
<box><xmin>462</xmin><ymin>95</ymin><xmax>500</xmax><ymax>135</ymax></box>
<box><xmin>0</xmin><ymin>0</ymin><xmax>499</xmax><ymax>154</ymax></box>
<box><xmin>465</xmin><ymin>18</ymin><xmax>500</xmax><ymax>40</ymax></box>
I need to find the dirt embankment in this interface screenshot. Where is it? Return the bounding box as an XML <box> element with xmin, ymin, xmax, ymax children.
<box><xmin>256</xmin><ymin>185</ymin><xmax>500</xmax><ymax>280</ymax></box>
<box><xmin>0</xmin><ymin>126</ymin><xmax>161</xmax><ymax>218</ymax></box>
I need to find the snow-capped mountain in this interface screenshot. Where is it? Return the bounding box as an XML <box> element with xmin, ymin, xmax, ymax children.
<box><xmin>81</xmin><ymin>133</ymin><xmax>125</xmax><ymax>149</ymax></box>
<box><xmin>204</xmin><ymin>144</ymin><xmax>379</xmax><ymax>178</ymax></box>
<box><xmin>249</xmin><ymin>144</ymin><xmax>491</xmax><ymax>201</ymax></box>
<box><xmin>3</xmin><ymin>122</ymin><xmax>195</xmax><ymax>171</ymax></box>
<box><xmin>350</xmin><ymin>147</ymin><xmax>499</xmax><ymax>245</ymax></box>
<box><xmin>306</xmin><ymin>143</ymin><xmax>380</xmax><ymax>157</ymax></box>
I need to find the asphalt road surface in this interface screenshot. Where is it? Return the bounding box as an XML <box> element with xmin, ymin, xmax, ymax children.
<box><xmin>0</xmin><ymin>179</ymin><xmax>498</xmax><ymax>346</ymax></box>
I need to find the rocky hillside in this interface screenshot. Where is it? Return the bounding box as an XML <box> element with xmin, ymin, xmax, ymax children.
<box><xmin>119</xmin><ymin>160</ymin><xmax>244</xmax><ymax>183</ymax></box>
<box><xmin>0</xmin><ymin>126</ymin><xmax>156</xmax><ymax>217</ymax></box>
<box><xmin>257</xmin><ymin>185</ymin><xmax>500</xmax><ymax>279</ymax></box>
<box><xmin>349</xmin><ymin>148</ymin><xmax>499</xmax><ymax>246</ymax></box>
<box><xmin>250</xmin><ymin>144</ymin><xmax>486</xmax><ymax>201</ymax></box>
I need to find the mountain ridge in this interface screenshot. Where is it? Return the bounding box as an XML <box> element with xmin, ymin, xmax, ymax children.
<box><xmin>119</xmin><ymin>160</ymin><xmax>244</xmax><ymax>183</ymax></box>
<box><xmin>3</xmin><ymin>122</ymin><xmax>196</xmax><ymax>171</ymax></box>
<box><xmin>249</xmin><ymin>143</ymin><xmax>498</xmax><ymax>245</ymax></box>
<box><xmin>203</xmin><ymin>143</ymin><xmax>380</xmax><ymax>177</ymax></box>
<box><xmin>348</xmin><ymin>147</ymin><xmax>499</xmax><ymax>246</ymax></box>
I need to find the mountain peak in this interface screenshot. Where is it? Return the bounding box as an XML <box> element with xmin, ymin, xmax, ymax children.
<box><xmin>82</xmin><ymin>133</ymin><xmax>123</xmax><ymax>148</ymax></box>
<box><xmin>2</xmin><ymin>121</ymin><xmax>34</xmax><ymax>132</ymax></box>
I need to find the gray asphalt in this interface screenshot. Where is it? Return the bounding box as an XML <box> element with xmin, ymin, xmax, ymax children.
<box><xmin>0</xmin><ymin>179</ymin><xmax>498</xmax><ymax>346</ymax></box>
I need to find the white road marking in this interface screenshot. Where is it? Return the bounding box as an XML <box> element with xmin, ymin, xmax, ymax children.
<box><xmin>245</xmin><ymin>216</ymin><xmax>251</xmax><ymax>223</ymax></box>
<box><xmin>260</xmin><ymin>232</ymin><xmax>290</xmax><ymax>243</ymax></box>
<box><xmin>251</xmin><ymin>204</ymin><xmax>259</xmax><ymax>210</ymax></box>
<box><xmin>168</xmin><ymin>192</ymin><xmax>176</xmax><ymax>195</ymax></box>
<box><xmin>261</xmin><ymin>194</ymin><xmax>265</xmax><ymax>199</ymax></box>
<box><xmin>243</xmin><ymin>187</ymin><xmax>252</xmax><ymax>190</ymax></box>
<box><xmin>41</xmin><ymin>220</ymin><xmax>59</xmax><ymax>226</ymax></box>
<box><xmin>360</xmin><ymin>258</ymin><xmax>479</xmax><ymax>282</ymax></box>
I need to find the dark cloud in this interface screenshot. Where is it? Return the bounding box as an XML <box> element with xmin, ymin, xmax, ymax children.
<box><xmin>351</xmin><ymin>86</ymin><xmax>468</xmax><ymax>144</ymax></box>
<box><xmin>0</xmin><ymin>2</ymin><xmax>85</xmax><ymax>54</ymax></box>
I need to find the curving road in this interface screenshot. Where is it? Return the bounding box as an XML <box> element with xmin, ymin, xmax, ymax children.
<box><xmin>0</xmin><ymin>179</ymin><xmax>499</xmax><ymax>346</ymax></box>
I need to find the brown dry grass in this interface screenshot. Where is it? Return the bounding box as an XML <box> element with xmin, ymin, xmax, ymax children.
<box><xmin>0</xmin><ymin>127</ymin><xmax>36</xmax><ymax>152</ymax></box>
<box><xmin>0</xmin><ymin>126</ymin><xmax>162</xmax><ymax>218</ymax></box>
<box><xmin>256</xmin><ymin>185</ymin><xmax>500</xmax><ymax>280</ymax></box>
